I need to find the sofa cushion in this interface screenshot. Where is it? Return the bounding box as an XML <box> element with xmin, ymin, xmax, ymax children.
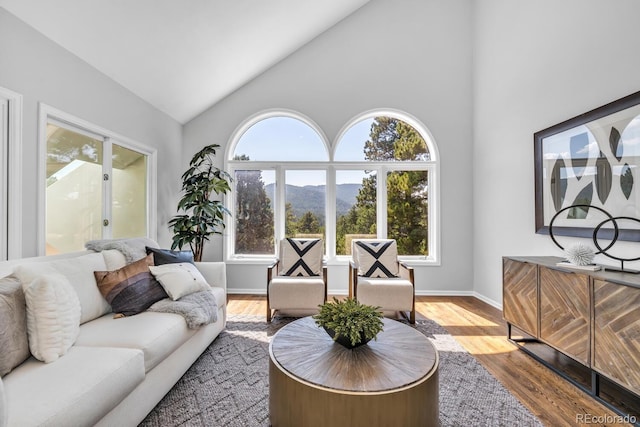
<box><xmin>356</xmin><ymin>276</ymin><xmax>413</xmax><ymax>311</ymax></box>
<box><xmin>149</xmin><ymin>262</ymin><xmax>210</xmax><ymax>300</ymax></box>
<box><xmin>146</xmin><ymin>247</ymin><xmax>194</xmax><ymax>265</ymax></box>
<box><xmin>75</xmin><ymin>311</ymin><xmax>197</xmax><ymax>372</ymax></box>
<box><xmin>0</xmin><ymin>275</ymin><xmax>29</xmax><ymax>376</ymax></box>
<box><xmin>279</xmin><ymin>238</ymin><xmax>323</xmax><ymax>276</ymax></box>
<box><xmin>13</xmin><ymin>252</ymin><xmax>111</xmax><ymax>324</ymax></box>
<box><xmin>268</xmin><ymin>276</ymin><xmax>325</xmax><ymax>310</ymax></box>
<box><xmin>94</xmin><ymin>255</ymin><xmax>168</xmax><ymax>317</ymax></box>
<box><xmin>23</xmin><ymin>273</ymin><xmax>81</xmax><ymax>363</ymax></box>
<box><xmin>4</xmin><ymin>346</ymin><xmax>144</xmax><ymax>427</ymax></box>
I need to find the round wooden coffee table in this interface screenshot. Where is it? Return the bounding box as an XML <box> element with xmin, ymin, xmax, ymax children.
<box><xmin>269</xmin><ymin>316</ymin><xmax>439</xmax><ymax>427</ymax></box>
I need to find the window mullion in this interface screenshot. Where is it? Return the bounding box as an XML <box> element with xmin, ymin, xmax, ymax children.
<box><xmin>275</xmin><ymin>166</ymin><xmax>286</xmax><ymax>247</ymax></box>
<box><xmin>326</xmin><ymin>166</ymin><xmax>336</xmax><ymax>260</ymax></box>
<box><xmin>378</xmin><ymin>166</ymin><xmax>387</xmax><ymax>238</ymax></box>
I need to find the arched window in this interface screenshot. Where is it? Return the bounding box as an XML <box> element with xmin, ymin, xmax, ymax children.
<box><xmin>226</xmin><ymin>109</ymin><xmax>438</xmax><ymax>262</ymax></box>
<box><xmin>334</xmin><ymin>112</ymin><xmax>437</xmax><ymax>258</ymax></box>
<box><xmin>228</xmin><ymin>112</ymin><xmax>329</xmax><ymax>256</ymax></box>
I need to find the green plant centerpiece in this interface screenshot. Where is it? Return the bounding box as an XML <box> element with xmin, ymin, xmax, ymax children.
<box><xmin>313</xmin><ymin>297</ymin><xmax>384</xmax><ymax>349</ymax></box>
<box><xmin>169</xmin><ymin>144</ymin><xmax>232</xmax><ymax>262</ymax></box>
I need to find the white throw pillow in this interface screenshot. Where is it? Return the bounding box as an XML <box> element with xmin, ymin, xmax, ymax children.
<box><xmin>22</xmin><ymin>273</ymin><xmax>81</xmax><ymax>363</ymax></box>
<box><xmin>13</xmin><ymin>252</ymin><xmax>110</xmax><ymax>324</ymax></box>
<box><xmin>148</xmin><ymin>263</ymin><xmax>210</xmax><ymax>300</ymax></box>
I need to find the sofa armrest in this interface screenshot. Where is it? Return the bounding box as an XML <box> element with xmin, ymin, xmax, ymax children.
<box><xmin>194</xmin><ymin>262</ymin><xmax>226</xmax><ymax>291</ymax></box>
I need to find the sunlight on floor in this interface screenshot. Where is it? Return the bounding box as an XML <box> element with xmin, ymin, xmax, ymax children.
<box><xmin>418</xmin><ymin>301</ymin><xmax>501</xmax><ymax>327</ymax></box>
<box><xmin>454</xmin><ymin>336</ymin><xmax>520</xmax><ymax>355</ymax></box>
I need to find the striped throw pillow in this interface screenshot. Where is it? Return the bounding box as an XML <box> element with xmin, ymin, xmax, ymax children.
<box><xmin>94</xmin><ymin>254</ymin><xmax>168</xmax><ymax>317</ymax></box>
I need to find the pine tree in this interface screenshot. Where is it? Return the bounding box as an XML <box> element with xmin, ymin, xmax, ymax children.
<box><xmin>337</xmin><ymin>117</ymin><xmax>429</xmax><ymax>255</ymax></box>
<box><xmin>234</xmin><ymin>159</ymin><xmax>274</xmax><ymax>253</ymax></box>
<box><xmin>285</xmin><ymin>203</ymin><xmax>298</xmax><ymax>236</ymax></box>
<box><xmin>297</xmin><ymin>211</ymin><xmax>321</xmax><ymax>234</ymax></box>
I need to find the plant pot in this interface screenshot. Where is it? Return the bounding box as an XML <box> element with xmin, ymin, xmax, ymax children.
<box><xmin>323</xmin><ymin>327</ymin><xmax>372</xmax><ymax>349</ymax></box>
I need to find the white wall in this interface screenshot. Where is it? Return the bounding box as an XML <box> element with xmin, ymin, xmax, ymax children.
<box><xmin>0</xmin><ymin>8</ymin><xmax>183</xmax><ymax>256</ymax></box>
<box><xmin>473</xmin><ymin>0</ymin><xmax>640</xmax><ymax>305</ymax></box>
<box><xmin>184</xmin><ymin>0</ymin><xmax>475</xmax><ymax>296</ymax></box>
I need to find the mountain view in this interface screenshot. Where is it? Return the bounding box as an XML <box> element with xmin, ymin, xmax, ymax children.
<box><xmin>265</xmin><ymin>183</ymin><xmax>361</xmax><ymax>221</ymax></box>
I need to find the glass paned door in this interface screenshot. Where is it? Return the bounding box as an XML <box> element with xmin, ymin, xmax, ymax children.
<box><xmin>112</xmin><ymin>143</ymin><xmax>147</xmax><ymax>238</ymax></box>
<box><xmin>45</xmin><ymin>123</ymin><xmax>103</xmax><ymax>254</ymax></box>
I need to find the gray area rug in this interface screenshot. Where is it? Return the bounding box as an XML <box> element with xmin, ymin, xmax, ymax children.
<box><xmin>140</xmin><ymin>314</ymin><xmax>542</xmax><ymax>427</ymax></box>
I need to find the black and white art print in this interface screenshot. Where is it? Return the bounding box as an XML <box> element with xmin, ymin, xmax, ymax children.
<box><xmin>535</xmin><ymin>91</ymin><xmax>640</xmax><ymax>241</ymax></box>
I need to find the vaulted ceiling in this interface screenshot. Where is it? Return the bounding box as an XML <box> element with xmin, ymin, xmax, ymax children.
<box><xmin>0</xmin><ymin>0</ymin><xmax>370</xmax><ymax>123</ymax></box>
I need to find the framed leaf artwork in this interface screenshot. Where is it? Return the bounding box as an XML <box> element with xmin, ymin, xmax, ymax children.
<box><xmin>535</xmin><ymin>90</ymin><xmax>640</xmax><ymax>241</ymax></box>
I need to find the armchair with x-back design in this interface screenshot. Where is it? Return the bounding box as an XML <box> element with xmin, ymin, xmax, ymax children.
<box><xmin>349</xmin><ymin>239</ymin><xmax>415</xmax><ymax>324</ymax></box>
<box><xmin>267</xmin><ymin>238</ymin><xmax>327</xmax><ymax>322</ymax></box>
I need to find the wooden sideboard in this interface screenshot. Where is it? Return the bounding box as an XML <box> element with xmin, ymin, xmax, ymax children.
<box><xmin>503</xmin><ymin>256</ymin><xmax>640</xmax><ymax>420</ymax></box>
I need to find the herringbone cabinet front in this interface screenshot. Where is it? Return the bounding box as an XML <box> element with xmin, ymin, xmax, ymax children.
<box><xmin>593</xmin><ymin>279</ymin><xmax>640</xmax><ymax>397</ymax></box>
<box><xmin>502</xmin><ymin>256</ymin><xmax>640</xmax><ymax>420</ymax></box>
<box><xmin>502</xmin><ymin>258</ymin><xmax>538</xmax><ymax>337</ymax></box>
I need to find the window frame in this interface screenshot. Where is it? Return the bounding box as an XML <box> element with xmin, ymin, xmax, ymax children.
<box><xmin>37</xmin><ymin>104</ymin><xmax>157</xmax><ymax>256</ymax></box>
<box><xmin>225</xmin><ymin>109</ymin><xmax>440</xmax><ymax>265</ymax></box>
<box><xmin>0</xmin><ymin>86</ymin><xmax>23</xmax><ymax>260</ymax></box>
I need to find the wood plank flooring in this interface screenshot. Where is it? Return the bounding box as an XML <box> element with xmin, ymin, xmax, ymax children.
<box><xmin>227</xmin><ymin>295</ymin><xmax>633</xmax><ymax>427</ymax></box>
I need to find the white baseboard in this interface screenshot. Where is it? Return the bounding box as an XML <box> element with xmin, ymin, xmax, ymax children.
<box><xmin>471</xmin><ymin>291</ymin><xmax>502</xmax><ymax>310</ymax></box>
<box><xmin>414</xmin><ymin>290</ymin><xmax>474</xmax><ymax>297</ymax></box>
<box><xmin>227</xmin><ymin>287</ymin><xmax>502</xmax><ymax>312</ymax></box>
<box><xmin>228</xmin><ymin>288</ymin><xmax>268</xmax><ymax>295</ymax></box>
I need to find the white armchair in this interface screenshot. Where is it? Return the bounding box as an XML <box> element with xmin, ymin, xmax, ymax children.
<box><xmin>267</xmin><ymin>238</ymin><xmax>327</xmax><ymax>322</ymax></box>
<box><xmin>349</xmin><ymin>239</ymin><xmax>415</xmax><ymax>324</ymax></box>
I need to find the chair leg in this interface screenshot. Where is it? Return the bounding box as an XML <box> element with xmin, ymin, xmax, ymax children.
<box><xmin>266</xmin><ymin>299</ymin><xmax>272</xmax><ymax>322</ymax></box>
<box><xmin>399</xmin><ymin>309</ymin><xmax>416</xmax><ymax>324</ymax></box>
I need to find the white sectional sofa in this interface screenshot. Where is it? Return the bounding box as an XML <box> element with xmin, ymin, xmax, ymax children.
<box><xmin>0</xmin><ymin>248</ymin><xmax>226</xmax><ymax>427</ymax></box>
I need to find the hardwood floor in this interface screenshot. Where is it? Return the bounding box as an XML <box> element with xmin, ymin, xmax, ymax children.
<box><xmin>227</xmin><ymin>295</ymin><xmax>633</xmax><ymax>427</ymax></box>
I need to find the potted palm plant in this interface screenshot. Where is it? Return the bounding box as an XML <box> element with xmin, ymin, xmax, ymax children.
<box><xmin>169</xmin><ymin>144</ymin><xmax>232</xmax><ymax>262</ymax></box>
<box><xmin>313</xmin><ymin>297</ymin><xmax>384</xmax><ymax>348</ymax></box>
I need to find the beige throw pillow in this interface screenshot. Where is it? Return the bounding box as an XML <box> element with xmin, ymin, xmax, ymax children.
<box><xmin>149</xmin><ymin>263</ymin><xmax>210</xmax><ymax>300</ymax></box>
